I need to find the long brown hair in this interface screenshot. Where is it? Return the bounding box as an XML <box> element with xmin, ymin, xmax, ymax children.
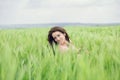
<box><xmin>48</xmin><ymin>26</ymin><xmax>70</xmax><ymax>47</ymax></box>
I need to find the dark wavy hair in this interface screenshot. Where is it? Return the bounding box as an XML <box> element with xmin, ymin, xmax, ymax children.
<box><xmin>48</xmin><ymin>26</ymin><xmax>70</xmax><ymax>47</ymax></box>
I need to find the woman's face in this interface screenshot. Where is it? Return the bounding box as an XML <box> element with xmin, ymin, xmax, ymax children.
<box><xmin>52</xmin><ymin>31</ymin><xmax>66</xmax><ymax>45</ymax></box>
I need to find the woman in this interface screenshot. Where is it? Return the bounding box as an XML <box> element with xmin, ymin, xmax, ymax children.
<box><xmin>48</xmin><ymin>26</ymin><xmax>79</xmax><ymax>55</ymax></box>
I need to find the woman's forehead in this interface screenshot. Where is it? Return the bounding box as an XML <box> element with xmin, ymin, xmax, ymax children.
<box><xmin>52</xmin><ymin>31</ymin><xmax>63</xmax><ymax>35</ymax></box>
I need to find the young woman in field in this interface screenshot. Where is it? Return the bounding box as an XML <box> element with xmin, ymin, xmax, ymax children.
<box><xmin>48</xmin><ymin>26</ymin><xmax>80</xmax><ymax>55</ymax></box>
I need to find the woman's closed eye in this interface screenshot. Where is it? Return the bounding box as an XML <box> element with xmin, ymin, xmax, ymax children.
<box><xmin>57</xmin><ymin>34</ymin><xmax>60</xmax><ymax>37</ymax></box>
<box><xmin>53</xmin><ymin>37</ymin><xmax>56</xmax><ymax>39</ymax></box>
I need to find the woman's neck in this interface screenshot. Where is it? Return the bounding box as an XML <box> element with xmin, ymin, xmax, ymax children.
<box><xmin>58</xmin><ymin>41</ymin><xmax>70</xmax><ymax>53</ymax></box>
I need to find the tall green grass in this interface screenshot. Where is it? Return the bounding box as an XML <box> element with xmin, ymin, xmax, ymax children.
<box><xmin>0</xmin><ymin>26</ymin><xmax>120</xmax><ymax>80</ymax></box>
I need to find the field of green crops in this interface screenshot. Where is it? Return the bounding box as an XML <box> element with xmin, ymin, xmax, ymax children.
<box><xmin>0</xmin><ymin>26</ymin><xmax>120</xmax><ymax>80</ymax></box>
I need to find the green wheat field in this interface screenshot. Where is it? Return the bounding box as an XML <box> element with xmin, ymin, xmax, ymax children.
<box><xmin>0</xmin><ymin>25</ymin><xmax>120</xmax><ymax>80</ymax></box>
